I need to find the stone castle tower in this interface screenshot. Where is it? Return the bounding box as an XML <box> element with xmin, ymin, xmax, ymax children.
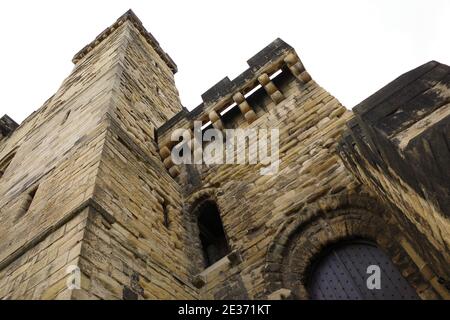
<box><xmin>0</xmin><ymin>10</ymin><xmax>448</xmax><ymax>300</ymax></box>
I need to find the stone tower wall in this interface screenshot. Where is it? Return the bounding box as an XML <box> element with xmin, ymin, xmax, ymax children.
<box><xmin>0</xmin><ymin>11</ymin><xmax>447</xmax><ymax>300</ymax></box>
<box><xmin>0</xmin><ymin>11</ymin><xmax>196</xmax><ymax>299</ymax></box>
<box><xmin>338</xmin><ymin>61</ymin><xmax>450</xmax><ymax>298</ymax></box>
<box><xmin>191</xmin><ymin>78</ymin><xmax>360</xmax><ymax>299</ymax></box>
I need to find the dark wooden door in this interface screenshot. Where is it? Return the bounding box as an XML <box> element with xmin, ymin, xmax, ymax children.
<box><xmin>308</xmin><ymin>241</ymin><xmax>419</xmax><ymax>300</ymax></box>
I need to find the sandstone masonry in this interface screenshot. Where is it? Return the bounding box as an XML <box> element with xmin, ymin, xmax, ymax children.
<box><xmin>0</xmin><ymin>10</ymin><xmax>448</xmax><ymax>300</ymax></box>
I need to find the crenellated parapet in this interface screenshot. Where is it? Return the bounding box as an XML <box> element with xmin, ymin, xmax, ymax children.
<box><xmin>72</xmin><ymin>9</ymin><xmax>177</xmax><ymax>73</ymax></box>
<box><xmin>156</xmin><ymin>38</ymin><xmax>312</xmax><ymax>177</ymax></box>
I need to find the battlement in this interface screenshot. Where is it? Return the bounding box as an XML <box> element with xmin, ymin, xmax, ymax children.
<box><xmin>72</xmin><ymin>9</ymin><xmax>177</xmax><ymax>73</ymax></box>
<box><xmin>156</xmin><ymin>38</ymin><xmax>312</xmax><ymax>177</ymax></box>
<box><xmin>158</xmin><ymin>38</ymin><xmax>307</xmax><ymax>133</ymax></box>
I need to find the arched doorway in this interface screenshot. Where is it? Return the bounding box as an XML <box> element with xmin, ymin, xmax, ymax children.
<box><xmin>263</xmin><ymin>195</ymin><xmax>437</xmax><ymax>299</ymax></box>
<box><xmin>307</xmin><ymin>240</ymin><xmax>419</xmax><ymax>300</ymax></box>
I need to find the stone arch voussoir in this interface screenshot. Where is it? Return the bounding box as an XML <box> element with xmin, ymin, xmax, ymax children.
<box><xmin>263</xmin><ymin>193</ymin><xmax>429</xmax><ymax>299</ymax></box>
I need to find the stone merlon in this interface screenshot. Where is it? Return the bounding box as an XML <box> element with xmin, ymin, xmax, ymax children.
<box><xmin>157</xmin><ymin>38</ymin><xmax>298</xmax><ymax>137</ymax></box>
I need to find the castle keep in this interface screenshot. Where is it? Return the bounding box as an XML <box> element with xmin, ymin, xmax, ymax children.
<box><xmin>0</xmin><ymin>10</ymin><xmax>448</xmax><ymax>300</ymax></box>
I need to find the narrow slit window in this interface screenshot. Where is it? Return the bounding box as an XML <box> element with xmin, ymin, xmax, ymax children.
<box><xmin>61</xmin><ymin>110</ymin><xmax>71</xmax><ymax>125</ymax></box>
<box><xmin>17</xmin><ymin>185</ymin><xmax>38</xmax><ymax>219</ymax></box>
<box><xmin>162</xmin><ymin>198</ymin><xmax>170</xmax><ymax>228</ymax></box>
<box><xmin>196</xmin><ymin>201</ymin><xmax>230</xmax><ymax>267</ymax></box>
<box><xmin>0</xmin><ymin>150</ymin><xmax>16</xmax><ymax>180</ymax></box>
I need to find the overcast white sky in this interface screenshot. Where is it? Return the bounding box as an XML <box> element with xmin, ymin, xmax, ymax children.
<box><xmin>0</xmin><ymin>0</ymin><xmax>449</xmax><ymax>123</ymax></box>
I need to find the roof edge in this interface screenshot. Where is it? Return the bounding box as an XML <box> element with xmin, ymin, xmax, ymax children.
<box><xmin>72</xmin><ymin>9</ymin><xmax>178</xmax><ymax>73</ymax></box>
